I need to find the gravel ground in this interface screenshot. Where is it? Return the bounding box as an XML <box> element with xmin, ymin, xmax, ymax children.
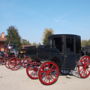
<box><xmin>0</xmin><ymin>65</ymin><xmax>90</xmax><ymax>90</ymax></box>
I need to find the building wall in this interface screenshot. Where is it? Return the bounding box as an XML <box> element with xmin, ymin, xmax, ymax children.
<box><xmin>0</xmin><ymin>42</ymin><xmax>7</xmax><ymax>51</ymax></box>
<box><xmin>0</xmin><ymin>32</ymin><xmax>7</xmax><ymax>52</ymax></box>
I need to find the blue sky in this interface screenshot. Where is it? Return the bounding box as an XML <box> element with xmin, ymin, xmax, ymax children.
<box><xmin>0</xmin><ymin>0</ymin><xmax>90</xmax><ymax>43</ymax></box>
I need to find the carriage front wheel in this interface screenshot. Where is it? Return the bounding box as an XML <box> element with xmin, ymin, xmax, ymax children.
<box><xmin>26</xmin><ymin>61</ymin><xmax>41</xmax><ymax>79</ymax></box>
<box><xmin>38</xmin><ymin>61</ymin><xmax>60</xmax><ymax>85</ymax></box>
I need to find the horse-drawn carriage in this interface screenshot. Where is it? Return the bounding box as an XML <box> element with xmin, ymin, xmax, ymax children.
<box><xmin>2</xmin><ymin>34</ymin><xmax>90</xmax><ymax>85</ymax></box>
<box><xmin>25</xmin><ymin>34</ymin><xmax>90</xmax><ymax>85</ymax></box>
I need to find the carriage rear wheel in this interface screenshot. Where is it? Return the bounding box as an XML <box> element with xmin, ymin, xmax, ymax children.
<box><xmin>78</xmin><ymin>56</ymin><xmax>90</xmax><ymax>78</ymax></box>
<box><xmin>38</xmin><ymin>61</ymin><xmax>59</xmax><ymax>85</ymax></box>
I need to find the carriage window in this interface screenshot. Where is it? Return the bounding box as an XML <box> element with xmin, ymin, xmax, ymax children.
<box><xmin>54</xmin><ymin>37</ymin><xmax>63</xmax><ymax>52</ymax></box>
<box><xmin>66</xmin><ymin>37</ymin><xmax>74</xmax><ymax>52</ymax></box>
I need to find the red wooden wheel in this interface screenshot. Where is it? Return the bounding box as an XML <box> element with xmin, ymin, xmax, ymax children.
<box><xmin>26</xmin><ymin>65</ymin><xmax>39</xmax><ymax>79</ymax></box>
<box><xmin>0</xmin><ymin>57</ymin><xmax>3</xmax><ymax>64</ymax></box>
<box><xmin>0</xmin><ymin>57</ymin><xmax>6</xmax><ymax>65</ymax></box>
<box><xmin>0</xmin><ymin>58</ymin><xmax>2</xmax><ymax>62</ymax></box>
<box><xmin>21</xmin><ymin>57</ymin><xmax>32</xmax><ymax>68</ymax></box>
<box><xmin>8</xmin><ymin>58</ymin><xmax>16</xmax><ymax>69</ymax></box>
<box><xmin>5</xmin><ymin>57</ymin><xmax>13</xmax><ymax>69</ymax></box>
<box><xmin>78</xmin><ymin>56</ymin><xmax>90</xmax><ymax>78</ymax></box>
<box><xmin>8</xmin><ymin>57</ymin><xmax>21</xmax><ymax>71</ymax></box>
<box><xmin>5</xmin><ymin>60</ymin><xmax>10</xmax><ymax>69</ymax></box>
<box><xmin>26</xmin><ymin>61</ymin><xmax>41</xmax><ymax>79</ymax></box>
<box><xmin>38</xmin><ymin>61</ymin><xmax>59</xmax><ymax>85</ymax></box>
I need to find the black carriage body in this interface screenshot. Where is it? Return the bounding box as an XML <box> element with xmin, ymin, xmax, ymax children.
<box><xmin>81</xmin><ymin>46</ymin><xmax>90</xmax><ymax>56</ymax></box>
<box><xmin>48</xmin><ymin>34</ymin><xmax>81</xmax><ymax>70</ymax></box>
<box><xmin>23</xmin><ymin>34</ymin><xmax>81</xmax><ymax>71</ymax></box>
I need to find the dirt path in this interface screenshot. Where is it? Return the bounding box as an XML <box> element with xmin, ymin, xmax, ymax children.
<box><xmin>0</xmin><ymin>65</ymin><xmax>90</xmax><ymax>90</ymax></box>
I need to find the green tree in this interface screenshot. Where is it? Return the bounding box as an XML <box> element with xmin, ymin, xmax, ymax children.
<box><xmin>32</xmin><ymin>42</ymin><xmax>38</xmax><ymax>46</ymax></box>
<box><xmin>7</xmin><ymin>26</ymin><xmax>21</xmax><ymax>50</ymax></box>
<box><xmin>21</xmin><ymin>39</ymin><xmax>31</xmax><ymax>45</ymax></box>
<box><xmin>81</xmin><ymin>39</ymin><xmax>90</xmax><ymax>46</ymax></box>
<box><xmin>43</xmin><ymin>28</ymin><xmax>54</xmax><ymax>45</ymax></box>
<box><xmin>87</xmin><ymin>40</ymin><xmax>90</xmax><ymax>46</ymax></box>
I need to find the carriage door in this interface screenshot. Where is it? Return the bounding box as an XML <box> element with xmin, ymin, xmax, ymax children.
<box><xmin>64</xmin><ymin>36</ymin><xmax>76</xmax><ymax>70</ymax></box>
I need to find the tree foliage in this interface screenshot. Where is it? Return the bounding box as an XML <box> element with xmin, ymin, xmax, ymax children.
<box><xmin>31</xmin><ymin>42</ymin><xmax>41</xmax><ymax>47</ymax></box>
<box><xmin>43</xmin><ymin>28</ymin><xmax>54</xmax><ymax>45</ymax></box>
<box><xmin>21</xmin><ymin>39</ymin><xmax>31</xmax><ymax>45</ymax></box>
<box><xmin>81</xmin><ymin>39</ymin><xmax>90</xmax><ymax>46</ymax></box>
<box><xmin>7</xmin><ymin>26</ymin><xmax>21</xmax><ymax>50</ymax></box>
